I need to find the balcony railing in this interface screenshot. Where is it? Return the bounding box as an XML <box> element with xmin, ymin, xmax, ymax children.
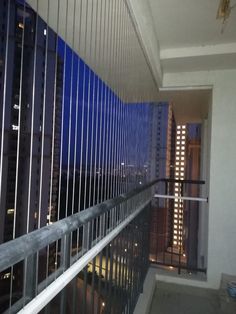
<box><xmin>149</xmin><ymin>178</ymin><xmax>207</xmax><ymax>274</ymax></box>
<box><xmin>0</xmin><ymin>178</ymin><xmax>208</xmax><ymax>313</ymax></box>
<box><xmin>0</xmin><ymin>179</ymin><xmax>157</xmax><ymax>313</ymax></box>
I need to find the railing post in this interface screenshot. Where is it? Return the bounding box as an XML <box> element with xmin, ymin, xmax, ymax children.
<box><xmin>83</xmin><ymin>221</ymin><xmax>92</xmax><ymax>252</ymax></box>
<box><xmin>60</xmin><ymin>233</ymin><xmax>71</xmax><ymax>314</ymax></box>
<box><xmin>25</xmin><ymin>253</ymin><xmax>37</xmax><ymax>301</ymax></box>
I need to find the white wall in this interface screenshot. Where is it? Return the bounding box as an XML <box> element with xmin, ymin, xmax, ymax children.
<box><xmin>198</xmin><ymin>118</ymin><xmax>210</xmax><ymax>270</ymax></box>
<box><xmin>163</xmin><ymin>69</ymin><xmax>236</xmax><ymax>288</ymax></box>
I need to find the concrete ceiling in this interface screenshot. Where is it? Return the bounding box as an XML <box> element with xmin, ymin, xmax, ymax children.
<box><xmin>157</xmin><ymin>88</ymin><xmax>212</xmax><ymax>124</ymax></box>
<box><xmin>148</xmin><ymin>0</ymin><xmax>236</xmax><ymax>73</ymax></box>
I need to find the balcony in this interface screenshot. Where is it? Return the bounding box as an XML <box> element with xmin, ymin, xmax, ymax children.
<box><xmin>0</xmin><ymin>0</ymin><xmax>236</xmax><ymax>313</ymax></box>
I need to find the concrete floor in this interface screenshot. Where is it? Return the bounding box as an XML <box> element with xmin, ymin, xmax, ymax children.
<box><xmin>149</xmin><ymin>281</ymin><xmax>220</xmax><ymax>314</ymax></box>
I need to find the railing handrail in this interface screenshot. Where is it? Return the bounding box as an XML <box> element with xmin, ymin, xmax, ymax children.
<box><xmin>0</xmin><ymin>177</ymin><xmax>205</xmax><ymax>273</ymax></box>
<box><xmin>0</xmin><ymin>179</ymin><xmax>160</xmax><ymax>272</ymax></box>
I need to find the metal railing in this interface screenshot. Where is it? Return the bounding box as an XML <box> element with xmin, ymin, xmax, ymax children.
<box><xmin>149</xmin><ymin>178</ymin><xmax>207</xmax><ymax>274</ymax></box>
<box><xmin>0</xmin><ymin>180</ymin><xmax>156</xmax><ymax>313</ymax></box>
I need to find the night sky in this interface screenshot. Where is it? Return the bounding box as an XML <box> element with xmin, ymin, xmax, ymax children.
<box><xmin>58</xmin><ymin>38</ymin><xmax>150</xmax><ymax>170</ymax></box>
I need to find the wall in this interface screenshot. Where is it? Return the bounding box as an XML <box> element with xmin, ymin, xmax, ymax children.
<box><xmin>163</xmin><ymin>69</ymin><xmax>236</xmax><ymax>288</ymax></box>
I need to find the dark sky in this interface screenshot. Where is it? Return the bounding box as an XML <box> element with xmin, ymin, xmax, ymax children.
<box><xmin>58</xmin><ymin>38</ymin><xmax>150</xmax><ymax>170</ymax></box>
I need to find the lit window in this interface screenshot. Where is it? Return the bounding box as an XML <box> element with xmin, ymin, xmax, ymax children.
<box><xmin>7</xmin><ymin>208</ymin><xmax>14</xmax><ymax>215</ymax></box>
<box><xmin>18</xmin><ymin>22</ymin><xmax>24</xmax><ymax>29</ymax></box>
<box><xmin>12</xmin><ymin>125</ymin><xmax>19</xmax><ymax>131</ymax></box>
<box><xmin>13</xmin><ymin>104</ymin><xmax>20</xmax><ymax>110</ymax></box>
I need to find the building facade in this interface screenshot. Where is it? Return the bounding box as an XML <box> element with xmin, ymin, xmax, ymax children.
<box><xmin>0</xmin><ymin>0</ymin><xmax>62</xmax><ymax>243</ymax></box>
<box><xmin>149</xmin><ymin>102</ymin><xmax>176</xmax><ymax>260</ymax></box>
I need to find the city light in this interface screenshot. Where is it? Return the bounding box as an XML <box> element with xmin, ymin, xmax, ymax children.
<box><xmin>173</xmin><ymin>124</ymin><xmax>186</xmax><ymax>249</ymax></box>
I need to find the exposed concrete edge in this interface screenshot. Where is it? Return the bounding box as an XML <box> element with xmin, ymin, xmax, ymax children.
<box><xmin>133</xmin><ymin>267</ymin><xmax>157</xmax><ymax>314</ymax></box>
<box><xmin>155</xmin><ymin>273</ymin><xmax>214</xmax><ymax>289</ymax></box>
<box><xmin>125</xmin><ymin>0</ymin><xmax>163</xmax><ymax>89</ymax></box>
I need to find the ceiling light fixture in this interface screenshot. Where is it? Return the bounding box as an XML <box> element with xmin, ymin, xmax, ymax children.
<box><xmin>217</xmin><ymin>0</ymin><xmax>231</xmax><ymax>19</ymax></box>
<box><xmin>217</xmin><ymin>0</ymin><xmax>236</xmax><ymax>32</ymax></box>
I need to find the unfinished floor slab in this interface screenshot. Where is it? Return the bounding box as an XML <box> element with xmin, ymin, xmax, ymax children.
<box><xmin>149</xmin><ymin>281</ymin><xmax>220</xmax><ymax>314</ymax></box>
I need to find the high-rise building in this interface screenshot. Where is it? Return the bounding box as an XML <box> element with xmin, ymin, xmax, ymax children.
<box><xmin>184</xmin><ymin>124</ymin><xmax>201</xmax><ymax>269</ymax></box>
<box><xmin>149</xmin><ymin>102</ymin><xmax>176</xmax><ymax>184</ymax></box>
<box><xmin>0</xmin><ymin>0</ymin><xmax>62</xmax><ymax>243</ymax></box>
<box><xmin>149</xmin><ymin>102</ymin><xmax>176</xmax><ymax>259</ymax></box>
<box><xmin>173</xmin><ymin>124</ymin><xmax>187</xmax><ymax>249</ymax></box>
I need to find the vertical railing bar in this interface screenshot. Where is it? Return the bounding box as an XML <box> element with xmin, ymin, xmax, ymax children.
<box><xmin>71</xmin><ymin>0</ymin><xmax>82</xmax><ymax>216</ymax></box>
<box><xmin>77</xmin><ymin>0</ymin><xmax>87</xmax><ymax>212</ymax></box>
<box><xmin>83</xmin><ymin>0</ymin><xmax>93</xmax><ymax>211</ymax></box>
<box><xmin>72</xmin><ymin>0</ymin><xmax>83</xmax><ymax>258</ymax></box>
<box><xmin>44</xmin><ymin>2</ymin><xmax>61</xmax><ymax>310</ymax></box>
<box><xmin>91</xmin><ymin>257</ymin><xmax>96</xmax><ymax>313</ymax></box>
<box><xmin>65</xmin><ymin>0</ymin><xmax>77</xmax><ymax>220</ymax></box>
<box><xmin>0</xmin><ymin>0</ymin><xmax>10</xmax><ymax>217</ymax></box>
<box><xmin>109</xmin><ymin>0</ymin><xmax>116</xmax><ymax>201</ymax></box>
<box><xmin>56</xmin><ymin>0</ymin><xmax>69</xmax><ymax>227</ymax></box>
<box><xmin>88</xmin><ymin>0</ymin><xmax>98</xmax><ymax>209</ymax></box>
<box><xmin>38</xmin><ymin>0</ymin><xmax>50</xmax><ymax>231</ymax></box>
<box><xmin>113</xmin><ymin>236</ymin><xmax>118</xmax><ymax>309</ymax></box>
<box><xmin>107</xmin><ymin>239</ymin><xmax>113</xmax><ymax>313</ymax></box>
<box><xmin>104</xmin><ymin>0</ymin><xmax>112</xmax><ymax>202</ymax></box>
<box><xmin>96</xmin><ymin>0</ymin><xmax>104</xmax><ymax>207</ymax></box>
<box><xmin>100</xmin><ymin>0</ymin><xmax>108</xmax><ymax>204</ymax></box>
<box><xmin>117</xmin><ymin>0</ymin><xmax>122</xmax><ymax>197</ymax></box>
<box><xmin>92</xmin><ymin>0</ymin><xmax>102</xmax><ymax>207</ymax></box>
<box><xmin>48</xmin><ymin>0</ymin><xmax>60</xmax><ymax>225</ymax></box>
<box><xmin>105</xmin><ymin>0</ymin><xmax>112</xmax><ymax>202</ymax></box>
<box><xmin>124</xmin><ymin>1</ymin><xmax>130</xmax><ymax>193</ymax></box>
<box><xmin>97</xmin><ymin>250</ymin><xmax>103</xmax><ymax>314</ymax></box>
<box><xmin>104</xmin><ymin>244</ymin><xmax>109</xmax><ymax>297</ymax></box>
<box><xmin>55</xmin><ymin>0</ymin><xmax>69</xmax><ymax>279</ymax></box>
<box><xmin>9</xmin><ymin>0</ymin><xmax>26</xmax><ymax>309</ymax></box>
<box><xmin>12</xmin><ymin>0</ymin><xmax>26</xmax><ymax>239</ymax></box>
<box><xmin>18</xmin><ymin>0</ymin><xmax>38</xmax><ymax>308</ymax></box>
<box><xmin>26</xmin><ymin>0</ymin><xmax>39</xmax><ymax>232</ymax></box>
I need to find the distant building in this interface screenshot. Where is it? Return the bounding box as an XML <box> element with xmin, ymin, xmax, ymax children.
<box><xmin>149</xmin><ymin>103</ymin><xmax>175</xmax><ymax>181</ymax></box>
<box><xmin>149</xmin><ymin>103</ymin><xmax>176</xmax><ymax>259</ymax></box>
<box><xmin>184</xmin><ymin>124</ymin><xmax>201</xmax><ymax>269</ymax></box>
<box><xmin>0</xmin><ymin>0</ymin><xmax>62</xmax><ymax>243</ymax></box>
